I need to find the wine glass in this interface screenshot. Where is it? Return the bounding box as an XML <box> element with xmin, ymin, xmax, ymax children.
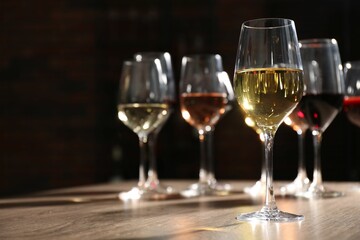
<box><xmin>233</xmin><ymin>18</ymin><xmax>304</xmax><ymax>221</ymax></box>
<box><xmin>296</xmin><ymin>38</ymin><xmax>345</xmax><ymax>199</ymax></box>
<box><xmin>117</xmin><ymin>59</ymin><xmax>172</xmax><ymax>201</ymax></box>
<box><xmin>342</xmin><ymin>61</ymin><xmax>360</xmax><ymax>190</ymax></box>
<box><xmin>179</xmin><ymin>54</ymin><xmax>232</xmax><ymax>197</ymax></box>
<box><xmin>133</xmin><ymin>52</ymin><xmax>179</xmax><ymax>199</ymax></box>
<box><xmin>344</xmin><ymin>61</ymin><xmax>360</xmax><ymax>127</ymax></box>
<box><xmin>204</xmin><ymin>70</ymin><xmax>235</xmax><ymax>194</ymax></box>
<box><xmin>280</xmin><ymin>111</ymin><xmax>310</xmax><ymax>196</ymax></box>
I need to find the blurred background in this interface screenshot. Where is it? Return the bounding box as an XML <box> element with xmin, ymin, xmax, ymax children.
<box><xmin>1</xmin><ymin>0</ymin><xmax>360</xmax><ymax>196</ymax></box>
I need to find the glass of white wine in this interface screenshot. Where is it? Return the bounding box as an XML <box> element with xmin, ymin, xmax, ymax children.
<box><xmin>233</xmin><ymin>18</ymin><xmax>304</xmax><ymax>221</ymax></box>
<box><xmin>133</xmin><ymin>52</ymin><xmax>179</xmax><ymax>199</ymax></box>
<box><xmin>179</xmin><ymin>54</ymin><xmax>233</xmax><ymax>197</ymax></box>
<box><xmin>117</xmin><ymin>59</ymin><xmax>172</xmax><ymax>201</ymax></box>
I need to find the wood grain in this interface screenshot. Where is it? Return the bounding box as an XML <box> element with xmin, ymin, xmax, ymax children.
<box><xmin>1</xmin><ymin>180</ymin><xmax>360</xmax><ymax>240</ymax></box>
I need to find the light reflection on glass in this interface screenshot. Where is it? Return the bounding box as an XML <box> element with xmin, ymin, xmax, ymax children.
<box><xmin>118</xmin><ymin>111</ymin><xmax>128</xmax><ymax>122</ymax></box>
<box><xmin>181</xmin><ymin>110</ymin><xmax>190</xmax><ymax>121</ymax></box>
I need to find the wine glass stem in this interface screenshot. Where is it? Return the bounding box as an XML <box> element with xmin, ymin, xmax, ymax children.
<box><xmin>260</xmin><ymin>139</ymin><xmax>266</xmax><ymax>182</ymax></box>
<box><xmin>205</xmin><ymin>130</ymin><xmax>216</xmax><ymax>183</ymax></box>
<box><xmin>198</xmin><ymin>130</ymin><xmax>209</xmax><ymax>184</ymax></box>
<box><xmin>312</xmin><ymin>131</ymin><xmax>323</xmax><ymax>187</ymax></box>
<box><xmin>263</xmin><ymin>129</ymin><xmax>277</xmax><ymax>210</ymax></box>
<box><xmin>146</xmin><ymin>114</ymin><xmax>168</xmax><ymax>187</ymax></box>
<box><xmin>297</xmin><ymin>131</ymin><xmax>308</xmax><ymax>178</ymax></box>
<box><xmin>138</xmin><ymin>136</ymin><xmax>149</xmax><ymax>188</ymax></box>
<box><xmin>147</xmin><ymin>132</ymin><xmax>159</xmax><ymax>184</ymax></box>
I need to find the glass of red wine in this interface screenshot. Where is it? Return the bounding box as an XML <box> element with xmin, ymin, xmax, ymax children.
<box><xmin>296</xmin><ymin>38</ymin><xmax>345</xmax><ymax>199</ymax></box>
<box><xmin>343</xmin><ymin>61</ymin><xmax>360</xmax><ymax>190</ymax></box>
<box><xmin>344</xmin><ymin>61</ymin><xmax>360</xmax><ymax>127</ymax></box>
<box><xmin>179</xmin><ymin>54</ymin><xmax>233</xmax><ymax>197</ymax></box>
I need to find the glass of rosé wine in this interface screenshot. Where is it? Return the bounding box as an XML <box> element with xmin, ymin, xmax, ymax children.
<box><xmin>179</xmin><ymin>54</ymin><xmax>234</xmax><ymax>197</ymax></box>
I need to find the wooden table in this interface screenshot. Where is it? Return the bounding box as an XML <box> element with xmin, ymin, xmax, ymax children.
<box><xmin>1</xmin><ymin>180</ymin><xmax>360</xmax><ymax>239</ymax></box>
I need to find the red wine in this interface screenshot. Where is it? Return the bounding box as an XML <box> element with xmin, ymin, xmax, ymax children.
<box><xmin>180</xmin><ymin>92</ymin><xmax>227</xmax><ymax>130</ymax></box>
<box><xmin>293</xmin><ymin>94</ymin><xmax>343</xmax><ymax>132</ymax></box>
<box><xmin>344</xmin><ymin>96</ymin><xmax>360</xmax><ymax>127</ymax></box>
<box><xmin>285</xmin><ymin>105</ymin><xmax>309</xmax><ymax>133</ymax></box>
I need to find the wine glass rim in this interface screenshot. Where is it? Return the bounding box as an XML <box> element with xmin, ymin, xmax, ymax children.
<box><xmin>299</xmin><ymin>38</ymin><xmax>338</xmax><ymax>47</ymax></box>
<box><xmin>123</xmin><ymin>59</ymin><xmax>161</xmax><ymax>66</ymax></box>
<box><xmin>344</xmin><ymin>61</ymin><xmax>360</xmax><ymax>69</ymax></box>
<box><xmin>134</xmin><ymin>51</ymin><xmax>170</xmax><ymax>57</ymax></box>
<box><xmin>242</xmin><ymin>18</ymin><xmax>294</xmax><ymax>29</ymax></box>
<box><xmin>182</xmin><ymin>53</ymin><xmax>222</xmax><ymax>60</ymax></box>
<box><xmin>134</xmin><ymin>51</ymin><xmax>170</xmax><ymax>55</ymax></box>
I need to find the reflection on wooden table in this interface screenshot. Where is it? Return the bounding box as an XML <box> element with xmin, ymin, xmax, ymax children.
<box><xmin>0</xmin><ymin>180</ymin><xmax>360</xmax><ymax>240</ymax></box>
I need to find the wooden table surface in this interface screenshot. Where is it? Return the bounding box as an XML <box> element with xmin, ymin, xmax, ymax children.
<box><xmin>1</xmin><ymin>180</ymin><xmax>360</xmax><ymax>240</ymax></box>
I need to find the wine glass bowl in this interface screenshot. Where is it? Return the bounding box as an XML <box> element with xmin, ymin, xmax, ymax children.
<box><xmin>233</xmin><ymin>18</ymin><xmax>304</xmax><ymax>221</ymax></box>
<box><xmin>179</xmin><ymin>54</ymin><xmax>234</xmax><ymax>197</ymax></box>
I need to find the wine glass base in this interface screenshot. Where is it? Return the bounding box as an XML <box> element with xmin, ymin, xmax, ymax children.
<box><xmin>244</xmin><ymin>180</ymin><xmax>266</xmax><ymax>198</ymax></box>
<box><xmin>146</xmin><ymin>180</ymin><xmax>180</xmax><ymax>195</ymax></box>
<box><xmin>296</xmin><ymin>189</ymin><xmax>344</xmax><ymax>199</ymax></box>
<box><xmin>280</xmin><ymin>177</ymin><xmax>310</xmax><ymax>196</ymax></box>
<box><xmin>211</xmin><ymin>182</ymin><xmax>233</xmax><ymax>192</ymax></box>
<box><xmin>180</xmin><ymin>181</ymin><xmax>232</xmax><ymax>198</ymax></box>
<box><xmin>236</xmin><ymin>209</ymin><xmax>304</xmax><ymax>222</ymax></box>
<box><xmin>119</xmin><ymin>186</ymin><xmax>181</xmax><ymax>201</ymax></box>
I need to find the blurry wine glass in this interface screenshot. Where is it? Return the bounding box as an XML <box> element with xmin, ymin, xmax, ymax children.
<box><xmin>296</xmin><ymin>38</ymin><xmax>345</xmax><ymax>199</ymax></box>
<box><xmin>280</xmin><ymin>111</ymin><xmax>310</xmax><ymax>196</ymax></box>
<box><xmin>205</xmin><ymin>71</ymin><xmax>235</xmax><ymax>194</ymax></box>
<box><xmin>133</xmin><ymin>52</ymin><xmax>179</xmax><ymax>199</ymax></box>
<box><xmin>117</xmin><ymin>59</ymin><xmax>172</xmax><ymax>200</ymax></box>
<box><xmin>343</xmin><ymin>61</ymin><xmax>360</xmax><ymax>190</ymax></box>
<box><xmin>179</xmin><ymin>54</ymin><xmax>232</xmax><ymax>197</ymax></box>
<box><xmin>344</xmin><ymin>61</ymin><xmax>360</xmax><ymax>127</ymax></box>
<box><xmin>233</xmin><ymin>18</ymin><xmax>304</xmax><ymax>221</ymax></box>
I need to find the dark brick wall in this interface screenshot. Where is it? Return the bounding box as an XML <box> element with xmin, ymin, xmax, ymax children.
<box><xmin>1</xmin><ymin>0</ymin><xmax>359</xmax><ymax>196</ymax></box>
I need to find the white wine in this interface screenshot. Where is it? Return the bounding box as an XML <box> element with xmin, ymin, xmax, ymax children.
<box><xmin>234</xmin><ymin>68</ymin><xmax>303</xmax><ymax>129</ymax></box>
<box><xmin>117</xmin><ymin>103</ymin><xmax>169</xmax><ymax>137</ymax></box>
